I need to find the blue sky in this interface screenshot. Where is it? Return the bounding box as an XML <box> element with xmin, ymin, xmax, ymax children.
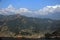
<box><xmin>0</xmin><ymin>0</ymin><xmax>60</xmax><ymax>10</ymax></box>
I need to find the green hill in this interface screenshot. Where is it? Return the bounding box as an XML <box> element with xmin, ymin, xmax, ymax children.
<box><xmin>0</xmin><ymin>14</ymin><xmax>60</xmax><ymax>37</ymax></box>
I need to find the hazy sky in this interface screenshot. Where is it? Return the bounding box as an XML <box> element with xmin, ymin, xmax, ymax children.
<box><xmin>0</xmin><ymin>0</ymin><xmax>60</xmax><ymax>10</ymax></box>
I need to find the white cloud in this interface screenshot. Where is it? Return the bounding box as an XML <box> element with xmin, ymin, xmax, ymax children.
<box><xmin>0</xmin><ymin>4</ymin><xmax>32</xmax><ymax>14</ymax></box>
<box><xmin>35</xmin><ymin>5</ymin><xmax>60</xmax><ymax>15</ymax></box>
<box><xmin>0</xmin><ymin>4</ymin><xmax>60</xmax><ymax>15</ymax></box>
<box><xmin>19</xmin><ymin>8</ymin><xmax>30</xmax><ymax>12</ymax></box>
<box><xmin>5</xmin><ymin>4</ymin><xmax>16</xmax><ymax>12</ymax></box>
<box><xmin>16</xmin><ymin>8</ymin><xmax>32</xmax><ymax>13</ymax></box>
<box><xmin>0</xmin><ymin>8</ymin><xmax>7</xmax><ymax>14</ymax></box>
<box><xmin>47</xmin><ymin>5</ymin><xmax>60</xmax><ymax>8</ymax></box>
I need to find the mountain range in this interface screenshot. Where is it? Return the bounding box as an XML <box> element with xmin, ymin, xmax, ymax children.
<box><xmin>0</xmin><ymin>5</ymin><xmax>60</xmax><ymax>20</ymax></box>
<box><xmin>0</xmin><ymin>14</ymin><xmax>60</xmax><ymax>37</ymax></box>
<box><xmin>0</xmin><ymin>5</ymin><xmax>60</xmax><ymax>37</ymax></box>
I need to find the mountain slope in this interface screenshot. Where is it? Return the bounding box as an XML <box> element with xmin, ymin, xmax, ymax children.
<box><xmin>0</xmin><ymin>5</ymin><xmax>60</xmax><ymax>20</ymax></box>
<box><xmin>0</xmin><ymin>14</ymin><xmax>60</xmax><ymax>36</ymax></box>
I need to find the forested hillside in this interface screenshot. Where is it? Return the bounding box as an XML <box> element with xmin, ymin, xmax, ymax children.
<box><xmin>0</xmin><ymin>14</ymin><xmax>60</xmax><ymax>37</ymax></box>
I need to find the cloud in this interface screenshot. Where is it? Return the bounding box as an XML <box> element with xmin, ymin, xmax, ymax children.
<box><xmin>0</xmin><ymin>4</ymin><xmax>60</xmax><ymax>15</ymax></box>
<box><xmin>5</xmin><ymin>4</ymin><xmax>16</xmax><ymax>12</ymax></box>
<box><xmin>0</xmin><ymin>4</ymin><xmax>32</xmax><ymax>14</ymax></box>
<box><xmin>5</xmin><ymin>4</ymin><xmax>32</xmax><ymax>14</ymax></box>
<box><xmin>34</xmin><ymin>5</ymin><xmax>60</xmax><ymax>15</ymax></box>
<box><xmin>16</xmin><ymin>8</ymin><xmax>32</xmax><ymax>13</ymax></box>
<box><xmin>0</xmin><ymin>8</ymin><xmax>7</xmax><ymax>14</ymax></box>
<box><xmin>19</xmin><ymin>8</ymin><xmax>30</xmax><ymax>12</ymax></box>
